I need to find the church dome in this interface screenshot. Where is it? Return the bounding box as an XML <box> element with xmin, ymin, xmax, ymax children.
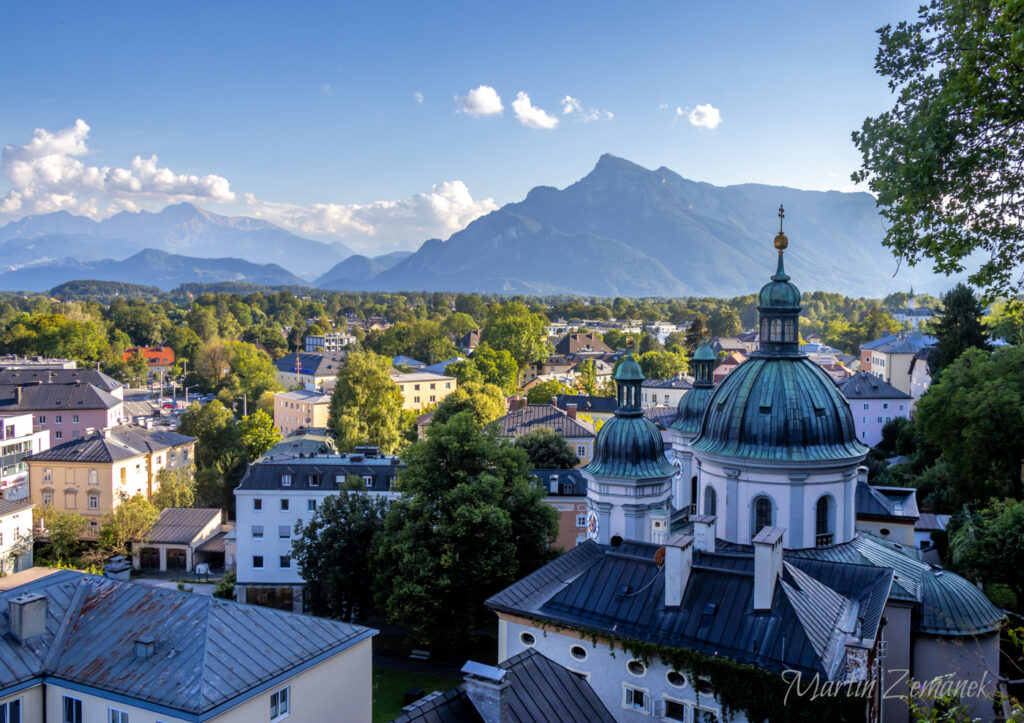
<box><xmin>584</xmin><ymin>352</ymin><xmax>677</xmax><ymax>480</ymax></box>
<box><xmin>670</xmin><ymin>342</ymin><xmax>715</xmax><ymax>434</ymax></box>
<box><xmin>691</xmin><ymin>206</ymin><xmax>868</xmax><ymax>463</ymax></box>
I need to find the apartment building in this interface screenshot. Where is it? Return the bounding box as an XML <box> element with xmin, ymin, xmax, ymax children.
<box><xmin>0</xmin><ymin>498</ymin><xmax>34</xmax><ymax>574</ymax></box>
<box><xmin>304</xmin><ymin>332</ymin><xmax>356</xmax><ymax>352</ymax></box>
<box><xmin>0</xmin><ymin>412</ymin><xmax>50</xmax><ymax>501</ymax></box>
<box><xmin>390</xmin><ymin>371</ymin><xmax>457</xmax><ymax>411</ymax></box>
<box><xmin>273</xmin><ymin>390</ymin><xmax>331</xmax><ymax>437</ymax></box>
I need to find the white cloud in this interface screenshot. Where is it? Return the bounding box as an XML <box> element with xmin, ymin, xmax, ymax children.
<box><xmin>687</xmin><ymin>103</ymin><xmax>722</xmax><ymax>129</ymax></box>
<box><xmin>321</xmin><ymin>83</ymin><xmax>336</xmax><ymax>96</ymax></box>
<box><xmin>455</xmin><ymin>85</ymin><xmax>503</xmax><ymax>116</ymax></box>
<box><xmin>243</xmin><ymin>180</ymin><xmax>498</xmax><ymax>242</ymax></box>
<box><xmin>0</xmin><ymin>119</ymin><xmax>236</xmax><ymax>217</ymax></box>
<box><xmin>512</xmin><ymin>92</ymin><xmax>559</xmax><ymax>130</ymax></box>
<box><xmin>413</xmin><ymin>91</ymin><xmax>424</xmax><ymax>104</ymax></box>
<box><xmin>658</xmin><ymin>103</ymin><xmax>669</xmax><ymax>110</ymax></box>
<box><xmin>561</xmin><ymin>95</ymin><xmax>612</xmax><ymax>123</ymax></box>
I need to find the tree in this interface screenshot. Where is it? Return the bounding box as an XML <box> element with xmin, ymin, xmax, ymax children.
<box><xmin>685</xmin><ymin>314</ymin><xmax>707</xmax><ymax>354</ymax></box>
<box><xmin>916</xmin><ymin>346</ymin><xmax>1024</xmax><ymax>504</ymax></box>
<box><xmin>238</xmin><ymin>410</ymin><xmax>282</xmax><ymax>461</ymax></box>
<box><xmin>374</xmin><ymin>412</ymin><xmax>557</xmax><ymax>647</ymax></box>
<box><xmin>602</xmin><ymin>329</ymin><xmax>627</xmax><ymax>350</ymax></box>
<box><xmin>481</xmin><ymin>302</ymin><xmax>548</xmax><ymax>373</ymax></box>
<box><xmin>852</xmin><ymin>0</ymin><xmax>1024</xmax><ymax>297</ymax></box>
<box><xmin>194</xmin><ymin>337</ymin><xmax>233</xmax><ymax>387</ymax></box>
<box><xmin>445</xmin><ymin>358</ymin><xmax>484</xmax><ymax>387</ymax></box>
<box><xmin>948</xmin><ymin>498</ymin><xmax>1024</xmax><ymax>609</ymax></box>
<box><xmin>225</xmin><ymin>342</ymin><xmax>283</xmax><ymax>400</ymax></box>
<box><xmin>638</xmin><ymin>350</ymin><xmax>687</xmax><ymax>380</ymax></box>
<box><xmin>930</xmin><ymin>283</ymin><xmax>990</xmax><ymax>375</ymax></box>
<box><xmin>36</xmin><ymin>508</ymin><xmax>87</xmax><ymax>562</ymax></box>
<box><xmin>177</xmin><ymin>400</ymin><xmax>241</xmax><ymax>470</ymax></box>
<box><xmin>100</xmin><ymin>495</ymin><xmax>159</xmax><ymax>557</ymax></box>
<box><xmin>574</xmin><ymin>359</ymin><xmax>598</xmax><ymax>396</ymax></box>
<box><xmin>707</xmin><ymin>307</ymin><xmax>742</xmax><ymax>338</ymax></box>
<box><xmin>526</xmin><ymin>379</ymin><xmax>568</xmax><ymax>404</ymax></box>
<box><xmin>432</xmin><ymin>382</ymin><xmax>506</xmax><ymax>428</ymax></box>
<box><xmin>291</xmin><ymin>492</ymin><xmax>388</xmax><ymax>619</ymax></box>
<box><xmin>441</xmin><ymin>312</ymin><xmax>477</xmax><ymax>341</ymax></box>
<box><xmin>125</xmin><ymin>350</ymin><xmax>149</xmax><ymax>386</ymax></box>
<box><xmin>470</xmin><ymin>342</ymin><xmax>519</xmax><ymax>394</ymax></box>
<box><xmin>514</xmin><ymin>427</ymin><xmax>579</xmax><ymax>469</ymax></box>
<box><xmin>328</xmin><ymin>350</ymin><xmax>404</xmax><ymax>452</ymax></box>
<box><xmin>152</xmin><ymin>467</ymin><xmax>197</xmax><ymax>510</ymax></box>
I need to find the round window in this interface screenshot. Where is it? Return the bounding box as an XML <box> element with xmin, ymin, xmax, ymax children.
<box><xmin>610</xmin><ymin>535</ymin><xmax>624</xmax><ymax>548</ymax></box>
<box><xmin>626</xmin><ymin>659</ymin><xmax>646</xmax><ymax>677</ymax></box>
<box><xmin>695</xmin><ymin>677</ymin><xmax>714</xmax><ymax>695</ymax></box>
<box><xmin>570</xmin><ymin>645</ymin><xmax>587</xmax><ymax>661</ymax></box>
<box><xmin>879</xmin><ymin>528</ymin><xmax>891</xmax><ymax>536</ymax></box>
<box><xmin>519</xmin><ymin>631</ymin><xmax>535</xmax><ymax>647</ymax></box>
<box><xmin>666</xmin><ymin>670</ymin><xmax>685</xmax><ymax>688</ymax></box>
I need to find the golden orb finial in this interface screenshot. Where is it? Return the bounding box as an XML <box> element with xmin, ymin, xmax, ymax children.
<box><xmin>774</xmin><ymin>203</ymin><xmax>788</xmax><ymax>252</ymax></box>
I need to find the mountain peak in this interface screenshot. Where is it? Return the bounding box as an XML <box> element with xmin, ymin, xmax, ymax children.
<box><xmin>592</xmin><ymin>153</ymin><xmax>648</xmax><ymax>175</ymax></box>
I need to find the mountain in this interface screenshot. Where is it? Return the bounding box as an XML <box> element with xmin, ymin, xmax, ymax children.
<box><xmin>345</xmin><ymin>155</ymin><xmax>937</xmax><ymax>297</ymax></box>
<box><xmin>0</xmin><ymin>203</ymin><xmax>356</xmax><ymax>280</ymax></box>
<box><xmin>0</xmin><ymin>249</ymin><xmax>306</xmax><ymax>292</ymax></box>
<box><xmin>314</xmin><ymin>251</ymin><xmax>415</xmax><ymax>288</ymax></box>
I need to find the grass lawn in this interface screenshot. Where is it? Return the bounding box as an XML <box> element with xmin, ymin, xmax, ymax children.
<box><xmin>372</xmin><ymin>666</ymin><xmax>461</xmax><ymax>723</ymax></box>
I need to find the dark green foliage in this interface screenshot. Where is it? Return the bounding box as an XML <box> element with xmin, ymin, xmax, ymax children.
<box><xmin>514</xmin><ymin>427</ymin><xmax>580</xmax><ymax>469</ymax></box>
<box><xmin>431</xmin><ymin>382</ymin><xmax>506</xmax><ymax>428</ymax></box>
<box><xmin>948</xmin><ymin>498</ymin><xmax>1024</xmax><ymax>611</ymax></box>
<box><xmin>526</xmin><ymin>379</ymin><xmax>569</xmax><ymax>404</ymax></box>
<box><xmin>213</xmin><ymin>570</ymin><xmax>236</xmax><ymax>599</ymax></box>
<box><xmin>930</xmin><ymin>283</ymin><xmax>990</xmax><ymax>375</ymax></box>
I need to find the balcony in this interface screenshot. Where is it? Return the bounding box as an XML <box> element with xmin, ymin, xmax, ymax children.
<box><xmin>815</xmin><ymin>533</ymin><xmax>834</xmax><ymax>548</ymax></box>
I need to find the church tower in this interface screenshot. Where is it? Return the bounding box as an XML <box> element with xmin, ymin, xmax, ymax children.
<box><xmin>583</xmin><ymin>351</ymin><xmax>676</xmax><ymax>545</ymax></box>
<box><xmin>665</xmin><ymin>342</ymin><xmax>716</xmax><ymax>512</ymax></box>
<box><xmin>690</xmin><ymin>207</ymin><xmax>869</xmax><ymax>548</ymax></box>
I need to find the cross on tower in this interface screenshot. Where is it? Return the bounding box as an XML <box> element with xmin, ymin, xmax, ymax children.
<box><xmin>778</xmin><ymin>204</ymin><xmax>785</xmax><ymax>233</ymax></box>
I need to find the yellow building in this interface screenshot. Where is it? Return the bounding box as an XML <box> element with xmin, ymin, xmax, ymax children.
<box><xmin>26</xmin><ymin>426</ymin><xmax>195</xmax><ymax>537</ymax></box>
<box><xmin>273</xmin><ymin>390</ymin><xmax>331</xmax><ymax>436</ymax></box>
<box><xmin>390</xmin><ymin>371</ymin><xmax>458</xmax><ymax>411</ymax></box>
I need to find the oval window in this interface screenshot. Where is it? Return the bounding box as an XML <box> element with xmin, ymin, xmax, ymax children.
<box><xmin>879</xmin><ymin>528</ymin><xmax>891</xmax><ymax>536</ymax></box>
<box><xmin>519</xmin><ymin>631</ymin><xmax>535</xmax><ymax>647</ymax></box>
<box><xmin>626</xmin><ymin>659</ymin><xmax>646</xmax><ymax>677</ymax></box>
<box><xmin>695</xmin><ymin>678</ymin><xmax>714</xmax><ymax>695</ymax></box>
<box><xmin>666</xmin><ymin>670</ymin><xmax>685</xmax><ymax>688</ymax></box>
<box><xmin>570</xmin><ymin>645</ymin><xmax>587</xmax><ymax>661</ymax></box>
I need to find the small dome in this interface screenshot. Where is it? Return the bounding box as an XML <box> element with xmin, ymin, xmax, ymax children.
<box><xmin>692</xmin><ymin>357</ymin><xmax>868</xmax><ymax>462</ymax></box>
<box><xmin>584</xmin><ymin>415</ymin><xmax>678</xmax><ymax>480</ymax></box>
<box><xmin>758</xmin><ymin>258</ymin><xmax>802</xmax><ymax>308</ymax></box>
<box><xmin>614</xmin><ymin>353</ymin><xmax>644</xmax><ymax>381</ymax></box>
<box><xmin>693</xmin><ymin>344</ymin><xmax>716</xmax><ymax>362</ymax></box>
<box><xmin>670</xmin><ymin>386</ymin><xmax>714</xmax><ymax>435</ymax></box>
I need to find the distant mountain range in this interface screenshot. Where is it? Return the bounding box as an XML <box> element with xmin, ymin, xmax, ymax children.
<box><xmin>0</xmin><ymin>155</ymin><xmax>949</xmax><ymax>296</ymax></box>
<box><xmin>0</xmin><ymin>249</ymin><xmax>305</xmax><ymax>292</ymax></box>
<box><xmin>0</xmin><ymin>203</ymin><xmax>354</xmax><ymax>280</ymax></box>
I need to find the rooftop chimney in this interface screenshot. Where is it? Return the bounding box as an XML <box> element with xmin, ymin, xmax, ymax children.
<box><xmin>14</xmin><ymin>387</ymin><xmax>22</xmax><ymax>405</ymax></box>
<box><xmin>663</xmin><ymin>535</ymin><xmax>694</xmax><ymax>608</ymax></box>
<box><xmin>566</xmin><ymin>403</ymin><xmax>577</xmax><ymax>420</ymax></box>
<box><xmin>462</xmin><ymin>660</ymin><xmax>510</xmax><ymax>723</ymax></box>
<box><xmin>134</xmin><ymin>635</ymin><xmax>156</xmax><ymax>660</ymax></box>
<box><xmin>691</xmin><ymin>514</ymin><xmax>717</xmax><ymax>553</ymax></box>
<box><xmin>857</xmin><ymin>465</ymin><xmax>869</xmax><ymax>485</ymax></box>
<box><xmin>752</xmin><ymin>526</ymin><xmax>785</xmax><ymax>611</ymax></box>
<box><xmin>9</xmin><ymin>592</ymin><xmax>47</xmax><ymax>642</ymax></box>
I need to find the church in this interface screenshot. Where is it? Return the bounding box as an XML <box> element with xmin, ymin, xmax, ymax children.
<box><xmin>487</xmin><ymin>210</ymin><xmax>1003</xmax><ymax>723</ymax></box>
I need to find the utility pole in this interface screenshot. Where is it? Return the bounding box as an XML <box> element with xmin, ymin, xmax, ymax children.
<box><xmin>243</xmin><ymin>393</ymin><xmax>247</xmax><ymax>417</ymax></box>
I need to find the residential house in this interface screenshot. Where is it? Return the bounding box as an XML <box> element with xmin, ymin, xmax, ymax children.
<box><xmin>273</xmin><ymin>352</ymin><xmax>345</xmax><ymax>391</ymax></box>
<box><xmin>457</xmin><ymin>328</ymin><xmax>481</xmax><ymax>352</ymax></box>
<box><xmin>889</xmin><ymin>291</ymin><xmax>935</xmax><ymax>330</ymax></box>
<box><xmin>859</xmin><ymin>333</ymin><xmax>936</xmax><ymax>395</ymax></box>
<box><xmin>122</xmin><ymin>346</ymin><xmax>175</xmax><ymax>373</ymax></box>
<box><xmin>915</xmin><ymin>513</ymin><xmax>950</xmax><ymax>557</ymax></box>
<box><xmin>390</xmin><ymin>371</ymin><xmax>457</xmax><ymax>411</ymax></box>
<box><xmin>26</xmin><ymin>426</ymin><xmax>195</xmax><ymax>538</ymax></box>
<box><xmin>0</xmin><ymin>499</ymin><xmax>33</xmax><ymax>574</ymax></box>
<box><xmin>133</xmin><ymin>507</ymin><xmax>231</xmax><ymax>573</ymax></box>
<box><xmin>493</xmin><ymin>405</ymin><xmax>596</xmax><ymax>466</ymax></box>
<box><xmin>838</xmin><ymin>372</ymin><xmax>913</xmax><ymax>447</ymax></box>
<box><xmin>645</xmin><ymin>321</ymin><xmax>678</xmax><ymax>342</ymax></box>
<box><xmin>392</xmin><ymin>355</ymin><xmax>427</xmax><ymax>370</ymax></box>
<box><xmin>710</xmin><ymin>336</ymin><xmax>754</xmax><ymax>355</ymax></box>
<box><xmin>261</xmin><ymin>428</ymin><xmax>336</xmax><ymax>460</ymax></box>
<box><xmin>0</xmin><ymin>412</ymin><xmax>50</xmax><ymax>501</ymax></box>
<box><xmin>711</xmin><ymin>351</ymin><xmax>746</xmax><ymax>385</ymax></box>
<box><xmin>553</xmin><ymin>332</ymin><xmax>613</xmax><ymax>356</ymax></box>
<box><xmin>273</xmin><ymin>390</ymin><xmax>331</xmax><ymax>437</ymax></box>
<box><xmin>234</xmin><ymin>447</ymin><xmax>403</xmax><ymax>611</ymax></box>
<box><xmin>641</xmin><ymin>374</ymin><xmax>692</xmax><ymax>408</ymax></box>
<box><xmin>0</xmin><ymin>368</ymin><xmax>125</xmax><ymax>443</ymax></box>
<box><xmin>0</xmin><ymin>357</ymin><xmax>77</xmax><ymax>371</ymax></box>
<box><xmin>553</xmin><ymin>394</ymin><xmax>617</xmax><ymax>425</ymax></box>
<box><xmin>393</xmin><ymin>650</ymin><xmax>613</xmax><ymax>723</ymax></box>
<box><xmin>421</xmin><ymin>357</ymin><xmax>465</xmax><ymax>376</ymax></box>
<box><xmin>909</xmin><ymin>348</ymin><xmax>933</xmax><ymax>406</ymax></box>
<box><xmin>0</xmin><ymin>568</ymin><xmax>375</xmax><ymax>723</ymax></box>
<box><xmin>303</xmin><ymin>332</ymin><xmax>355</xmax><ymax>352</ymax></box>
<box><xmin>532</xmin><ymin>469</ymin><xmax>589</xmax><ymax>550</ymax></box>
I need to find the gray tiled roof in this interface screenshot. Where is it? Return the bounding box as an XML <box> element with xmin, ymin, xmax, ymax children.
<box><xmin>838</xmin><ymin>372</ymin><xmax>912</xmax><ymax>400</ymax></box>
<box><xmin>27</xmin><ymin>426</ymin><xmax>194</xmax><ymax>464</ymax></box>
<box><xmin>0</xmin><ymin>499</ymin><xmax>33</xmax><ymax>517</ymax></box>
<box><xmin>860</xmin><ymin>333</ymin><xmax>936</xmax><ymax>354</ymax></box>
<box><xmin>146</xmin><ymin>508</ymin><xmax>222</xmax><ymax>545</ymax></box>
<box><xmin>642</xmin><ymin>376</ymin><xmax>693</xmax><ymax>390</ymax></box>
<box><xmin>531</xmin><ymin>469</ymin><xmax>587</xmax><ymax>496</ymax></box>
<box><xmin>236</xmin><ymin>454</ymin><xmax>404</xmax><ymax>493</ymax></box>
<box><xmin>392</xmin><ymin>649</ymin><xmax>613</xmax><ymax>723</ymax></box>
<box><xmin>855</xmin><ymin>480</ymin><xmax>919</xmax><ymax>521</ymax></box>
<box><xmin>554</xmin><ymin>395</ymin><xmax>617</xmax><ymax>415</ymax></box>
<box><xmin>273</xmin><ymin>352</ymin><xmax>346</xmax><ymax>377</ymax></box>
<box><xmin>0</xmin><ymin>368</ymin><xmax>121</xmax><ymax>392</ymax></box>
<box><xmin>0</xmin><ymin>382</ymin><xmax>122</xmax><ymax>412</ymax></box>
<box><xmin>494</xmin><ymin>405</ymin><xmax>595</xmax><ymax>439</ymax></box>
<box><xmin>0</xmin><ymin>570</ymin><xmax>375</xmax><ymax>712</ymax></box>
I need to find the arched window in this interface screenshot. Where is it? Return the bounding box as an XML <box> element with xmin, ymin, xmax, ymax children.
<box><xmin>690</xmin><ymin>476</ymin><xmax>698</xmax><ymax>514</ymax></box>
<box><xmin>815</xmin><ymin>496</ymin><xmax>833</xmax><ymax>546</ymax></box>
<box><xmin>783</xmin><ymin>318</ymin><xmax>796</xmax><ymax>342</ymax></box>
<box><xmin>753</xmin><ymin>497</ymin><xmax>772</xmax><ymax>536</ymax></box>
<box><xmin>703</xmin><ymin>486</ymin><xmax>717</xmax><ymax>516</ymax></box>
<box><xmin>770</xmin><ymin>318</ymin><xmax>782</xmax><ymax>341</ymax></box>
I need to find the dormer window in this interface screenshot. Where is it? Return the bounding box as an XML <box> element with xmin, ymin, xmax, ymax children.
<box><xmin>281</xmin><ymin>474</ymin><xmax>292</xmax><ymax>487</ymax></box>
<box><xmin>308</xmin><ymin>474</ymin><xmax>321</xmax><ymax>487</ymax></box>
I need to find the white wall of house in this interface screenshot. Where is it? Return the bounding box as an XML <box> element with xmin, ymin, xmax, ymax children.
<box><xmin>847</xmin><ymin>398</ymin><xmax>911</xmax><ymax>448</ymax></box>
<box><xmin>0</xmin><ymin>504</ymin><xmax>34</xmax><ymax>574</ymax></box>
<box><xmin>0</xmin><ymin>412</ymin><xmax>49</xmax><ymax>501</ymax></box>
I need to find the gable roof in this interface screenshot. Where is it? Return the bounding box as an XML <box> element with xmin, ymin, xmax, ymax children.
<box><xmin>554</xmin><ymin>333</ymin><xmax>613</xmax><ymax>356</ymax></box>
<box><xmin>146</xmin><ymin>508</ymin><xmax>222</xmax><ymax>545</ymax></box>
<box><xmin>642</xmin><ymin>375</ymin><xmax>693</xmax><ymax>390</ymax></box>
<box><xmin>855</xmin><ymin>480</ymin><xmax>919</xmax><ymax>521</ymax></box>
<box><xmin>0</xmin><ymin>570</ymin><xmax>374</xmax><ymax>714</ymax></box>
<box><xmin>838</xmin><ymin>372</ymin><xmax>912</xmax><ymax>400</ymax></box>
<box><xmin>554</xmin><ymin>394</ymin><xmax>617</xmax><ymax>415</ymax></box>
<box><xmin>393</xmin><ymin>355</ymin><xmax>427</xmax><ymax>369</ymax></box>
<box><xmin>493</xmin><ymin>405</ymin><xmax>595</xmax><ymax>439</ymax></box>
<box><xmin>0</xmin><ymin>368</ymin><xmax>121</xmax><ymax>393</ymax></box>
<box><xmin>860</xmin><ymin>333</ymin><xmax>936</xmax><ymax>354</ymax></box>
<box><xmin>422</xmin><ymin>357</ymin><xmax>465</xmax><ymax>375</ymax></box>
<box><xmin>0</xmin><ymin>382</ymin><xmax>122</xmax><ymax>413</ymax></box>
<box><xmin>273</xmin><ymin>352</ymin><xmax>346</xmax><ymax>377</ymax></box>
<box><xmin>27</xmin><ymin>426</ymin><xmax>194</xmax><ymax>464</ymax></box>
<box><xmin>0</xmin><ymin>498</ymin><xmax>33</xmax><ymax>517</ymax></box>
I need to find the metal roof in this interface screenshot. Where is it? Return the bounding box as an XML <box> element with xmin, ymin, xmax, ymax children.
<box><xmin>860</xmin><ymin>333</ymin><xmax>936</xmax><ymax>354</ymax></box>
<box><xmin>554</xmin><ymin>395</ymin><xmax>617</xmax><ymax>415</ymax></box>
<box><xmin>27</xmin><ymin>426</ymin><xmax>194</xmax><ymax>464</ymax></box>
<box><xmin>0</xmin><ymin>498</ymin><xmax>33</xmax><ymax>517</ymax></box>
<box><xmin>494</xmin><ymin>405</ymin><xmax>595</xmax><ymax>439</ymax></box>
<box><xmin>273</xmin><ymin>352</ymin><xmax>346</xmax><ymax>376</ymax></box>
<box><xmin>236</xmin><ymin>455</ymin><xmax>404</xmax><ymax>493</ymax></box>
<box><xmin>855</xmin><ymin>481</ymin><xmax>919</xmax><ymax>521</ymax></box>
<box><xmin>487</xmin><ymin>539</ymin><xmax>892</xmax><ymax>679</ymax></box>
<box><xmin>915</xmin><ymin>513</ymin><xmax>951</xmax><ymax>532</ymax></box>
<box><xmin>838</xmin><ymin>372</ymin><xmax>912</xmax><ymax>400</ymax></box>
<box><xmin>0</xmin><ymin>382</ymin><xmax>122</xmax><ymax>413</ymax></box>
<box><xmin>0</xmin><ymin>570</ymin><xmax>375</xmax><ymax>713</ymax></box>
<box><xmin>669</xmin><ymin>386</ymin><xmax>713</xmax><ymax>434</ymax></box>
<box><xmin>0</xmin><ymin>368</ymin><xmax>121</xmax><ymax>392</ymax></box>
<box><xmin>392</xmin><ymin>649</ymin><xmax>614</xmax><ymax>723</ymax></box>
<box><xmin>146</xmin><ymin>508</ymin><xmax>222</xmax><ymax>545</ymax></box>
<box><xmin>583</xmin><ymin>414</ymin><xmax>676</xmax><ymax>480</ymax></box>
<box><xmin>531</xmin><ymin>469</ymin><xmax>587</xmax><ymax>496</ymax></box>
<box><xmin>642</xmin><ymin>376</ymin><xmax>693</xmax><ymax>390</ymax></box>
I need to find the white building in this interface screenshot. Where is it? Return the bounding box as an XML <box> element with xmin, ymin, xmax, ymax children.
<box><xmin>640</xmin><ymin>374</ymin><xmax>692</xmax><ymax>409</ymax></box>
<box><xmin>304</xmin><ymin>332</ymin><xmax>356</xmax><ymax>353</ymax></box>
<box><xmin>0</xmin><ymin>412</ymin><xmax>49</xmax><ymax>501</ymax></box>
<box><xmin>233</xmin><ymin>447</ymin><xmax>402</xmax><ymax>612</ymax></box>
<box><xmin>837</xmin><ymin>372</ymin><xmax>913</xmax><ymax>447</ymax></box>
<box><xmin>0</xmin><ymin>499</ymin><xmax>33</xmax><ymax>574</ymax></box>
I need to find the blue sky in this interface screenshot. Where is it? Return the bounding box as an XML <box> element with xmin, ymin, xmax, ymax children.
<box><xmin>0</xmin><ymin>1</ymin><xmax>918</xmax><ymax>251</ymax></box>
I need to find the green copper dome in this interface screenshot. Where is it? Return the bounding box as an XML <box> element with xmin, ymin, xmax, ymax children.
<box><xmin>693</xmin><ymin>344</ymin><xmax>716</xmax><ymax>362</ymax></box>
<box><xmin>758</xmin><ymin>253</ymin><xmax>802</xmax><ymax>309</ymax></box>
<box><xmin>670</xmin><ymin>342</ymin><xmax>715</xmax><ymax>434</ymax></box>
<box><xmin>584</xmin><ymin>351</ymin><xmax>676</xmax><ymax>480</ymax></box>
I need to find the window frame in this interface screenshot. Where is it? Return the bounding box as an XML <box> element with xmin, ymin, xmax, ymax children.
<box><xmin>0</xmin><ymin>697</ymin><xmax>22</xmax><ymax>723</ymax></box>
<box><xmin>623</xmin><ymin>685</ymin><xmax>649</xmax><ymax>713</ymax></box>
<box><xmin>270</xmin><ymin>685</ymin><xmax>290</xmax><ymax>721</ymax></box>
<box><xmin>62</xmin><ymin>696</ymin><xmax>83</xmax><ymax>723</ymax></box>
<box><xmin>108</xmin><ymin>708</ymin><xmax>129</xmax><ymax>723</ymax></box>
<box><xmin>253</xmin><ymin>555</ymin><xmax>264</xmax><ymax>569</ymax></box>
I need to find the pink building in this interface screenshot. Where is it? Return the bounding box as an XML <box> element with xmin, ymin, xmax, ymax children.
<box><xmin>0</xmin><ymin>369</ymin><xmax>125</xmax><ymax>443</ymax></box>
